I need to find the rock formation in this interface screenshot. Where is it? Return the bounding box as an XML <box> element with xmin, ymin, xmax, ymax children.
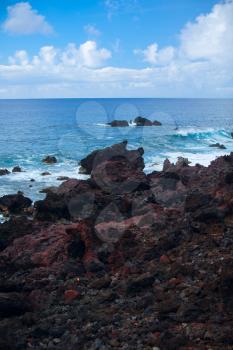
<box><xmin>0</xmin><ymin>142</ymin><xmax>232</xmax><ymax>349</ymax></box>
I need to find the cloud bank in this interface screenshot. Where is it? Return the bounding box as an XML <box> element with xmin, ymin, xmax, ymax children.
<box><xmin>0</xmin><ymin>1</ymin><xmax>233</xmax><ymax>98</ymax></box>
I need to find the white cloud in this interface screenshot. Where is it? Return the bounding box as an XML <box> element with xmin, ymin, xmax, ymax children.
<box><xmin>180</xmin><ymin>0</ymin><xmax>233</xmax><ymax>63</ymax></box>
<box><xmin>78</xmin><ymin>41</ymin><xmax>111</xmax><ymax>67</ymax></box>
<box><xmin>136</xmin><ymin>0</ymin><xmax>233</xmax><ymax>67</ymax></box>
<box><xmin>2</xmin><ymin>2</ymin><xmax>53</xmax><ymax>35</ymax></box>
<box><xmin>7</xmin><ymin>41</ymin><xmax>111</xmax><ymax>69</ymax></box>
<box><xmin>134</xmin><ymin>43</ymin><xmax>175</xmax><ymax>65</ymax></box>
<box><xmin>9</xmin><ymin>50</ymin><xmax>29</xmax><ymax>66</ymax></box>
<box><xmin>84</xmin><ymin>24</ymin><xmax>101</xmax><ymax>36</ymax></box>
<box><xmin>59</xmin><ymin>41</ymin><xmax>111</xmax><ymax>68</ymax></box>
<box><xmin>33</xmin><ymin>46</ymin><xmax>58</xmax><ymax>65</ymax></box>
<box><xmin>0</xmin><ymin>1</ymin><xmax>233</xmax><ymax>98</ymax></box>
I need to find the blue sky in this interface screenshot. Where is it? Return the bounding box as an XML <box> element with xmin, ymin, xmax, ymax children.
<box><xmin>0</xmin><ymin>0</ymin><xmax>233</xmax><ymax>98</ymax></box>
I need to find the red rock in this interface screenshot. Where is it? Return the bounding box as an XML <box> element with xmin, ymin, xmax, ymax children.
<box><xmin>159</xmin><ymin>255</ymin><xmax>170</xmax><ymax>264</ymax></box>
<box><xmin>168</xmin><ymin>277</ymin><xmax>181</xmax><ymax>286</ymax></box>
<box><xmin>64</xmin><ymin>289</ymin><xmax>80</xmax><ymax>302</ymax></box>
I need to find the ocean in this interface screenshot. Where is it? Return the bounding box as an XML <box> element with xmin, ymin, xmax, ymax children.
<box><xmin>0</xmin><ymin>98</ymin><xmax>233</xmax><ymax>202</ymax></box>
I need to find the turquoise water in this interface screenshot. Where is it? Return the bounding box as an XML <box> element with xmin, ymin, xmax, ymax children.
<box><xmin>0</xmin><ymin>98</ymin><xmax>233</xmax><ymax>201</ymax></box>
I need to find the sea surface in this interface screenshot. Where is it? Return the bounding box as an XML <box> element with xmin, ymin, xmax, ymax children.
<box><xmin>0</xmin><ymin>98</ymin><xmax>233</xmax><ymax>203</ymax></box>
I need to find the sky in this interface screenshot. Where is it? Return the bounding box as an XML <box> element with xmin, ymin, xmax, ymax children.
<box><xmin>0</xmin><ymin>0</ymin><xmax>233</xmax><ymax>98</ymax></box>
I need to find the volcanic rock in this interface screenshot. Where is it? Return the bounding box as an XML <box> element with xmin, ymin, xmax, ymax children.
<box><xmin>134</xmin><ymin>116</ymin><xmax>153</xmax><ymax>126</ymax></box>
<box><xmin>108</xmin><ymin>120</ymin><xmax>129</xmax><ymax>127</ymax></box>
<box><xmin>134</xmin><ymin>116</ymin><xmax>162</xmax><ymax>126</ymax></box>
<box><xmin>0</xmin><ymin>169</ymin><xmax>10</xmax><ymax>176</ymax></box>
<box><xmin>42</xmin><ymin>156</ymin><xmax>57</xmax><ymax>164</ymax></box>
<box><xmin>0</xmin><ymin>193</ymin><xmax>32</xmax><ymax>215</ymax></box>
<box><xmin>57</xmin><ymin>176</ymin><xmax>70</xmax><ymax>181</ymax></box>
<box><xmin>12</xmin><ymin>166</ymin><xmax>22</xmax><ymax>173</ymax></box>
<box><xmin>1</xmin><ymin>142</ymin><xmax>233</xmax><ymax>349</ymax></box>
<box><xmin>79</xmin><ymin>140</ymin><xmax>144</xmax><ymax>175</ymax></box>
<box><xmin>209</xmin><ymin>143</ymin><xmax>226</xmax><ymax>149</ymax></box>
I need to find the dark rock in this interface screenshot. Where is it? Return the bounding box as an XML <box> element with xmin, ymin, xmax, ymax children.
<box><xmin>0</xmin><ymin>169</ymin><xmax>10</xmax><ymax>176</ymax></box>
<box><xmin>80</xmin><ymin>140</ymin><xmax>144</xmax><ymax>175</ymax></box>
<box><xmin>153</xmin><ymin>120</ymin><xmax>162</xmax><ymax>126</ymax></box>
<box><xmin>176</xmin><ymin>157</ymin><xmax>191</xmax><ymax>167</ymax></box>
<box><xmin>225</xmin><ymin>171</ymin><xmax>233</xmax><ymax>184</ymax></box>
<box><xmin>108</xmin><ymin>120</ymin><xmax>129</xmax><ymax>127</ymax></box>
<box><xmin>41</xmin><ymin>172</ymin><xmax>51</xmax><ymax>176</ymax></box>
<box><xmin>0</xmin><ymin>193</ymin><xmax>32</xmax><ymax>215</ymax></box>
<box><xmin>57</xmin><ymin>176</ymin><xmax>70</xmax><ymax>181</ymax></box>
<box><xmin>126</xmin><ymin>273</ymin><xmax>155</xmax><ymax>294</ymax></box>
<box><xmin>12</xmin><ymin>166</ymin><xmax>22</xmax><ymax>173</ymax></box>
<box><xmin>89</xmin><ymin>275</ymin><xmax>111</xmax><ymax>289</ymax></box>
<box><xmin>92</xmin><ymin>158</ymin><xmax>149</xmax><ymax>194</ymax></box>
<box><xmin>0</xmin><ymin>293</ymin><xmax>30</xmax><ymax>317</ymax></box>
<box><xmin>67</xmin><ymin>234</ymin><xmax>86</xmax><ymax>259</ymax></box>
<box><xmin>185</xmin><ymin>191</ymin><xmax>212</xmax><ymax>212</ymax></box>
<box><xmin>209</xmin><ymin>143</ymin><xmax>226</xmax><ymax>149</ymax></box>
<box><xmin>42</xmin><ymin>156</ymin><xmax>57</xmax><ymax>164</ymax></box>
<box><xmin>0</xmin><ymin>216</ymin><xmax>33</xmax><ymax>251</ymax></box>
<box><xmin>134</xmin><ymin>116</ymin><xmax>153</xmax><ymax>126</ymax></box>
<box><xmin>0</xmin><ymin>142</ymin><xmax>233</xmax><ymax>349</ymax></box>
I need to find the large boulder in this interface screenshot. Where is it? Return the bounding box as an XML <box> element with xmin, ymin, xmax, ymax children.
<box><xmin>35</xmin><ymin>142</ymin><xmax>147</xmax><ymax>221</ymax></box>
<box><xmin>134</xmin><ymin>116</ymin><xmax>153</xmax><ymax>126</ymax></box>
<box><xmin>79</xmin><ymin>141</ymin><xmax>144</xmax><ymax>175</ymax></box>
<box><xmin>12</xmin><ymin>166</ymin><xmax>22</xmax><ymax>173</ymax></box>
<box><xmin>0</xmin><ymin>216</ymin><xmax>33</xmax><ymax>251</ymax></box>
<box><xmin>0</xmin><ymin>193</ymin><xmax>32</xmax><ymax>215</ymax></box>
<box><xmin>134</xmin><ymin>117</ymin><xmax>162</xmax><ymax>126</ymax></box>
<box><xmin>92</xmin><ymin>158</ymin><xmax>149</xmax><ymax>194</ymax></box>
<box><xmin>34</xmin><ymin>179</ymin><xmax>97</xmax><ymax>221</ymax></box>
<box><xmin>108</xmin><ymin>120</ymin><xmax>129</xmax><ymax>127</ymax></box>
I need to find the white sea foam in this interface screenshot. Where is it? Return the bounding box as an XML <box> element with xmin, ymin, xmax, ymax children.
<box><xmin>145</xmin><ymin>149</ymin><xmax>230</xmax><ymax>173</ymax></box>
<box><xmin>96</xmin><ymin>123</ymin><xmax>110</xmax><ymax>127</ymax></box>
<box><xmin>175</xmin><ymin>127</ymin><xmax>216</xmax><ymax>136</ymax></box>
<box><xmin>0</xmin><ymin>213</ymin><xmax>5</xmax><ymax>224</ymax></box>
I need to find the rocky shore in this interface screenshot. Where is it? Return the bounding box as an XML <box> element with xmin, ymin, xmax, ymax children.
<box><xmin>0</xmin><ymin>141</ymin><xmax>233</xmax><ymax>350</ymax></box>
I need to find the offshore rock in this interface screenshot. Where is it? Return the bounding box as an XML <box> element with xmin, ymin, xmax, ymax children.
<box><xmin>42</xmin><ymin>156</ymin><xmax>57</xmax><ymax>164</ymax></box>
<box><xmin>0</xmin><ymin>169</ymin><xmax>10</xmax><ymax>176</ymax></box>
<box><xmin>108</xmin><ymin>120</ymin><xmax>129</xmax><ymax>127</ymax></box>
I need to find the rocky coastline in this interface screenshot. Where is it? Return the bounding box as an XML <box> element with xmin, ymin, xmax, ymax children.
<box><xmin>0</xmin><ymin>141</ymin><xmax>233</xmax><ymax>349</ymax></box>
